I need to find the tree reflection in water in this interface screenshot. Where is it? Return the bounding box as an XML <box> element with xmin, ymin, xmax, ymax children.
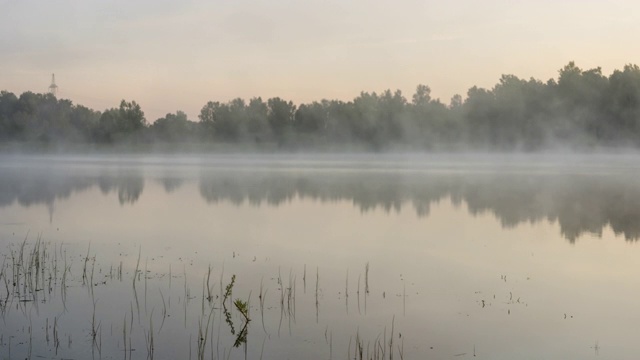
<box><xmin>2</xmin><ymin>161</ymin><xmax>639</xmax><ymax>242</ymax></box>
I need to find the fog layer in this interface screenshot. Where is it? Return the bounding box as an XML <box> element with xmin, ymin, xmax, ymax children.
<box><xmin>2</xmin><ymin>154</ymin><xmax>640</xmax><ymax>242</ymax></box>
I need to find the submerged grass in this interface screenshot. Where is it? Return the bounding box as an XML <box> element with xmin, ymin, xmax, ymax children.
<box><xmin>0</xmin><ymin>240</ymin><xmax>400</xmax><ymax>360</ymax></box>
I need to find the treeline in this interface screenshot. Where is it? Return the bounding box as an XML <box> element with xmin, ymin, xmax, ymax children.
<box><xmin>2</xmin><ymin>62</ymin><xmax>640</xmax><ymax>150</ymax></box>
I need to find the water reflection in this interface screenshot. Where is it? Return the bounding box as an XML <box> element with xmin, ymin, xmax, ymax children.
<box><xmin>198</xmin><ymin>171</ymin><xmax>640</xmax><ymax>242</ymax></box>
<box><xmin>1</xmin><ymin>161</ymin><xmax>639</xmax><ymax>242</ymax></box>
<box><xmin>98</xmin><ymin>172</ymin><xmax>144</xmax><ymax>205</ymax></box>
<box><xmin>0</xmin><ymin>166</ymin><xmax>144</xmax><ymax>207</ymax></box>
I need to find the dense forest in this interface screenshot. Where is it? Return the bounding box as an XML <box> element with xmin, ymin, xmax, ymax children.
<box><xmin>2</xmin><ymin>62</ymin><xmax>640</xmax><ymax>151</ymax></box>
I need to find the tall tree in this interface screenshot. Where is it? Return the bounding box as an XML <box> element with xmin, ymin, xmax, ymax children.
<box><xmin>267</xmin><ymin>97</ymin><xmax>295</xmax><ymax>145</ymax></box>
<box><xmin>150</xmin><ymin>111</ymin><xmax>196</xmax><ymax>142</ymax></box>
<box><xmin>94</xmin><ymin>100</ymin><xmax>146</xmax><ymax>143</ymax></box>
<box><xmin>607</xmin><ymin>64</ymin><xmax>640</xmax><ymax>144</ymax></box>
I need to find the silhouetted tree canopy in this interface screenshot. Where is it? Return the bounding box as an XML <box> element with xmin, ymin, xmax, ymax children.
<box><xmin>150</xmin><ymin>111</ymin><xmax>198</xmax><ymax>142</ymax></box>
<box><xmin>4</xmin><ymin>62</ymin><xmax>640</xmax><ymax>150</ymax></box>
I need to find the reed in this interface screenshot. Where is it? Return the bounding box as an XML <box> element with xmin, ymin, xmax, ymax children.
<box><xmin>28</xmin><ymin>319</ymin><xmax>32</xmax><ymax>360</ymax></box>
<box><xmin>132</xmin><ymin>246</ymin><xmax>141</xmax><ymax>290</ymax></box>
<box><xmin>355</xmin><ymin>329</ymin><xmax>364</xmax><ymax>360</ymax></box>
<box><xmin>145</xmin><ymin>315</ymin><xmax>155</xmax><ymax>360</ymax></box>
<box><xmin>123</xmin><ymin>314</ymin><xmax>127</xmax><ymax>360</ymax></box>
<box><xmin>389</xmin><ymin>316</ymin><xmax>395</xmax><ymax>360</ymax></box>
<box><xmin>226</xmin><ymin>291</ymin><xmax>250</xmax><ymax>352</ymax></box>
<box><xmin>197</xmin><ymin>307</ymin><xmax>214</xmax><ymax>360</ymax></box>
<box><xmin>357</xmin><ymin>274</ymin><xmax>361</xmax><ymax>315</ymax></box>
<box><xmin>0</xmin><ymin>241</ymin><xmax>409</xmax><ymax>360</ymax></box>
<box><xmin>144</xmin><ymin>258</ymin><xmax>148</xmax><ymax>314</ymax></box>
<box><xmin>82</xmin><ymin>242</ymin><xmax>91</xmax><ymax>286</ymax></box>
<box><xmin>303</xmin><ymin>264</ymin><xmax>306</xmax><ymax>294</ymax></box>
<box><xmin>53</xmin><ymin>316</ymin><xmax>60</xmax><ymax>355</ymax></box>
<box><xmin>206</xmin><ymin>264</ymin><xmax>214</xmax><ymax>303</ymax></box>
<box><xmin>184</xmin><ymin>265</ymin><xmax>189</xmax><ymax>328</ymax></box>
<box><xmin>91</xmin><ymin>299</ymin><xmax>102</xmax><ymax>356</ymax></box>
<box><xmin>259</xmin><ymin>277</ymin><xmax>267</xmax><ymax>334</ymax></box>
<box><xmin>159</xmin><ymin>289</ymin><xmax>168</xmax><ymax>332</ymax></box>
<box><xmin>365</xmin><ymin>262</ymin><xmax>370</xmax><ymax>295</ymax></box>
<box><xmin>345</xmin><ymin>269</ymin><xmax>349</xmax><ymax>313</ymax></box>
<box><xmin>222</xmin><ymin>275</ymin><xmax>236</xmax><ymax>336</ymax></box>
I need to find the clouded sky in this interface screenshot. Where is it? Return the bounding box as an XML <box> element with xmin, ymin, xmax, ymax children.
<box><xmin>2</xmin><ymin>0</ymin><xmax>639</xmax><ymax>121</ymax></box>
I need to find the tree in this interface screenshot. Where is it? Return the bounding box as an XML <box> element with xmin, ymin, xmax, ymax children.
<box><xmin>267</xmin><ymin>97</ymin><xmax>295</xmax><ymax>144</ymax></box>
<box><xmin>450</xmin><ymin>94</ymin><xmax>463</xmax><ymax>109</ymax></box>
<box><xmin>555</xmin><ymin>62</ymin><xmax>608</xmax><ymax>144</ymax></box>
<box><xmin>197</xmin><ymin>99</ymin><xmax>247</xmax><ymax>141</ymax></box>
<box><xmin>463</xmin><ymin>86</ymin><xmax>497</xmax><ymax>147</ymax></box>
<box><xmin>117</xmin><ymin>100</ymin><xmax>146</xmax><ymax>133</ymax></box>
<box><xmin>412</xmin><ymin>84</ymin><xmax>432</xmax><ymax>106</ymax></box>
<box><xmin>94</xmin><ymin>100</ymin><xmax>146</xmax><ymax>143</ymax></box>
<box><xmin>606</xmin><ymin>64</ymin><xmax>640</xmax><ymax>144</ymax></box>
<box><xmin>198</xmin><ymin>101</ymin><xmax>218</xmax><ymax>140</ymax></box>
<box><xmin>376</xmin><ymin>89</ymin><xmax>406</xmax><ymax>145</ymax></box>
<box><xmin>0</xmin><ymin>91</ymin><xmax>19</xmax><ymax>140</ymax></box>
<box><xmin>294</xmin><ymin>102</ymin><xmax>327</xmax><ymax>134</ymax></box>
<box><xmin>221</xmin><ymin>98</ymin><xmax>246</xmax><ymax>141</ymax></box>
<box><xmin>246</xmin><ymin>97</ymin><xmax>269</xmax><ymax>142</ymax></box>
<box><xmin>69</xmin><ymin>104</ymin><xmax>100</xmax><ymax>142</ymax></box>
<box><xmin>150</xmin><ymin>111</ymin><xmax>196</xmax><ymax>142</ymax></box>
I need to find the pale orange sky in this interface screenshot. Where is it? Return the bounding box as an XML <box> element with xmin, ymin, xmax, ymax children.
<box><xmin>2</xmin><ymin>0</ymin><xmax>639</xmax><ymax>122</ymax></box>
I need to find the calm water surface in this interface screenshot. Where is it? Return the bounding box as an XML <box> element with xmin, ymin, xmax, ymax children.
<box><xmin>1</xmin><ymin>154</ymin><xmax>640</xmax><ymax>359</ymax></box>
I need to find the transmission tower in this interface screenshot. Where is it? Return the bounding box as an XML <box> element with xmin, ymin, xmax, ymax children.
<box><xmin>48</xmin><ymin>73</ymin><xmax>58</xmax><ymax>97</ymax></box>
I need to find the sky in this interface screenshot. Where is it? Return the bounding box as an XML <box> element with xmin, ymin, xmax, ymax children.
<box><xmin>1</xmin><ymin>0</ymin><xmax>640</xmax><ymax>122</ymax></box>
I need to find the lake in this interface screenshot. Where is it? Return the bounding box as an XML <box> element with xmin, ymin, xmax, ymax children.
<box><xmin>1</xmin><ymin>153</ymin><xmax>640</xmax><ymax>359</ymax></box>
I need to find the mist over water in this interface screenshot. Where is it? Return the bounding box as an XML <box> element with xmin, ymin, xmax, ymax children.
<box><xmin>2</xmin><ymin>153</ymin><xmax>640</xmax><ymax>242</ymax></box>
<box><xmin>1</xmin><ymin>153</ymin><xmax>639</xmax><ymax>359</ymax></box>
